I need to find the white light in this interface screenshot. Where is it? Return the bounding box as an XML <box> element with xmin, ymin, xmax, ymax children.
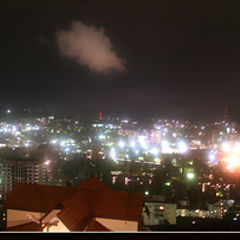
<box><xmin>118</xmin><ymin>141</ymin><xmax>125</xmax><ymax>148</ymax></box>
<box><xmin>110</xmin><ymin>148</ymin><xmax>117</xmax><ymax>161</ymax></box>
<box><xmin>6</xmin><ymin>109</ymin><xmax>11</xmax><ymax>114</ymax></box>
<box><xmin>138</xmin><ymin>136</ymin><xmax>147</xmax><ymax>149</ymax></box>
<box><xmin>99</xmin><ymin>134</ymin><xmax>105</xmax><ymax>140</ymax></box>
<box><xmin>145</xmin><ymin>191</ymin><xmax>149</xmax><ymax>196</ymax></box>
<box><xmin>150</xmin><ymin>147</ymin><xmax>159</xmax><ymax>156</ymax></box>
<box><xmin>51</xmin><ymin>139</ymin><xmax>57</xmax><ymax>144</ymax></box>
<box><xmin>227</xmin><ymin>127</ymin><xmax>230</xmax><ymax>133</ymax></box>
<box><xmin>60</xmin><ymin>141</ymin><xmax>66</xmax><ymax>147</ymax></box>
<box><xmin>234</xmin><ymin>143</ymin><xmax>240</xmax><ymax>154</ymax></box>
<box><xmin>162</xmin><ymin>140</ymin><xmax>169</xmax><ymax>153</ymax></box>
<box><xmin>172</xmin><ymin>133</ymin><xmax>177</xmax><ymax>138</ymax></box>
<box><xmin>222</xmin><ymin>142</ymin><xmax>231</xmax><ymax>153</ymax></box>
<box><xmin>45</xmin><ymin>160</ymin><xmax>50</xmax><ymax>166</ymax></box>
<box><xmin>208</xmin><ymin>152</ymin><xmax>216</xmax><ymax>162</ymax></box>
<box><xmin>130</xmin><ymin>140</ymin><xmax>136</xmax><ymax>148</ymax></box>
<box><xmin>187</xmin><ymin>172</ymin><xmax>194</xmax><ymax>179</ymax></box>
<box><xmin>178</xmin><ymin>141</ymin><xmax>188</xmax><ymax>153</ymax></box>
<box><xmin>64</xmin><ymin>147</ymin><xmax>70</xmax><ymax>152</ymax></box>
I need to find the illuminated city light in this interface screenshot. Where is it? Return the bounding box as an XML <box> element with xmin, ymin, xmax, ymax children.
<box><xmin>110</xmin><ymin>148</ymin><xmax>117</xmax><ymax>161</ymax></box>
<box><xmin>187</xmin><ymin>172</ymin><xmax>194</xmax><ymax>179</ymax></box>
<box><xmin>144</xmin><ymin>191</ymin><xmax>149</xmax><ymax>196</ymax></box>
<box><xmin>234</xmin><ymin>143</ymin><xmax>240</xmax><ymax>154</ymax></box>
<box><xmin>225</xmin><ymin>154</ymin><xmax>240</xmax><ymax>171</ymax></box>
<box><xmin>138</xmin><ymin>136</ymin><xmax>147</xmax><ymax>149</ymax></box>
<box><xmin>64</xmin><ymin>147</ymin><xmax>70</xmax><ymax>152</ymax></box>
<box><xmin>99</xmin><ymin>134</ymin><xmax>105</xmax><ymax>140</ymax></box>
<box><xmin>130</xmin><ymin>140</ymin><xmax>136</xmax><ymax>148</ymax></box>
<box><xmin>162</xmin><ymin>140</ymin><xmax>169</xmax><ymax>153</ymax></box>
<box><xmin>222</xmin><ymin>142</ymin><xmax>232</xmax><ymax>153</ymax></box>
<box><xmin>118</xmin><ymin>141</ymin><xmax>125</xmax><ymax>148</ymax></box>
<box><xmin>6</xmin><ymin>109</ymin><xmax>11</xmax><ymax>114</ymax></box>
<box><xmin>60</xmin><ymin>141</ymin><xmax>66</xmax><ymax>147</ymax></box>
<box><xmin>45</xmin><ymin>160</ymin><xmax>50</xmax><ymax>166</ymax></box>
<box><xmin>178</xmin><ymin>141</ymin><xmax>188</xmax><ymax>153</ymax></box>
<box><xmin>208</xmin><ymin>152</ymin><xmax>216</xmax><ymax>162</ymax></box>
<box><xmin>150</xmin><ymin>147</ymin><xmax>159</xmax><ymax>156</ymax></box>
<box><xmin>165</xmin><ymin>181</ymin><xmax>171</xmax><ymax>186</ymax></box>
<box><xmin>51</xmin><ymin>139</ymin><xmax>58</xmax><ymax>144</ymax></box>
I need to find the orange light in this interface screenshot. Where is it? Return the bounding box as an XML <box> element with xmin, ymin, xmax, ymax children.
<box><xmin>222</xmin><ymin>154</ymin><xmax>240</xmax><ymax>172</ymax></box>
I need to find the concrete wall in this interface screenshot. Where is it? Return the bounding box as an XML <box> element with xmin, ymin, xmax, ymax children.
<box><xmin>7</xmin><ymin>209</ymin><xmax>45</xmax><ymax>228</ymax></box>
<box><xmin>42</xmin><ymin>218</ymin><xmax>69</xmax><ymax>232</ymax></box>
<box><xmin>96</xmin><ymin>217</ymin><xmax>138</xmax><ymax>232</ymax></box>
<box><xmin>42</xmin><ymin>209</ymin><xmax>69</xmax><ymax>232</ymax></box>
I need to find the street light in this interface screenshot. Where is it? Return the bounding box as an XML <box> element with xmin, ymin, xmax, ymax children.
<box><xmin>187</xmin><ymin>172</ymin><xmax>194</xmax><ymax>179</ymax></box>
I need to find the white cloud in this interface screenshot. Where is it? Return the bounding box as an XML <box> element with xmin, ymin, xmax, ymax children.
<box><xmin>56</xmin><ymin>21</ymin><xmax>126</xmax><ymax>73</ymax></box>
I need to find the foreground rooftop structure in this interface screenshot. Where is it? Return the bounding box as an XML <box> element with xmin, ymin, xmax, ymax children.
<box><xmin>3</xmin><ymin>177</ymin><xmax>144</xmax><ymax>232</ymax></box>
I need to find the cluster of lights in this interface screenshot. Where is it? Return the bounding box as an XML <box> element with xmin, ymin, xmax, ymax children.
<box><xmin>220</xmin><ymin>142</ymin><xmax>240</xmax><ymax>172</ymax></box>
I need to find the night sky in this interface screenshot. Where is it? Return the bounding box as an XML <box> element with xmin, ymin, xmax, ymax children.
<box><xmin>1</xmin><ymin>1</ymin><xmax>239</xmax><ymax>121</ymax></box>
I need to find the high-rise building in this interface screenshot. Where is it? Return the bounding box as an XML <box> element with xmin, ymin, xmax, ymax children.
<box><xmin>0</xmin><ymin>160</ymin><xmax>48</xmax><ymax>200</ymax></box>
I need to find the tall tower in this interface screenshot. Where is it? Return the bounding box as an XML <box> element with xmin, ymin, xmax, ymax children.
<box><xmin>99</xmin><ymin>112</ymin><xmax>103</xmax><ymax>121</ymax></box>
<box><xmin>224</xmin><ymin>104</ymin><xmax>228</xmax><ymax>120</ymax></box>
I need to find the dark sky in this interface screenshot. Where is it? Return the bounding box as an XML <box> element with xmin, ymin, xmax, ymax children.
<box><xmin>1</xmin><ymin>0</ymin><xmax>239</xmax><ymax>121</ymax></box>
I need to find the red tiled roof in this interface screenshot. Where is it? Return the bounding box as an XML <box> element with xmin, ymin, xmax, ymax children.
<box><xmin>6</xmin><ymin>222</ymin><xmax>42</xmax><ymax>231</ymax></box>
<box><xmin>95</xmin><ymin>191</ymin><xmax>144</xmax><ymax>222</ymax></box>
<box><xmin>85</xmin><ymin>219</ymin><xmax>110</xmax><ymax>231</ymax></box>
<box><xmin>3</xmin><ymin>183</ymin><xmax>77</xmax><ymax>213</ymax></box>
<box><xmin>76</xmin><ymin>176</ymin><xmax>112</xmax><ymax>191</ymax></box>
<box><xmin>5</xmin><ymin>177</ymin><xmax>144</xmax><ymax>232</ymax></box>
<box><xmin>58</xmin><ymin>191</ymin><xmax>93</xmax><ymax>231</ymax></box>
<box><xmin>59</xmin><ymin>188</ymin><xmax>144</xmax><ymax>226</ymax></box>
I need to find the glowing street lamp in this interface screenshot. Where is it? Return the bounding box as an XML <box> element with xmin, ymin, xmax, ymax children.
<box><xmin>187</xmin><ymin>172</ymin><xmax>194</xmax><ymax>180</ymax></box>
<box><xmin>45</xmin><ymin>160</ymin><xmax>50</xmax><ymax>166</ymax></box>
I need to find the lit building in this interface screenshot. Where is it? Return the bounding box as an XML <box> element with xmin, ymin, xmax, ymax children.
<box><xmin>143</xmin><ymin>202</ymin><xmax>176</xmax><ymax>225</ymax></box>
<box><xmin>0</xmin><ymin>160</ymin><xmax>48</xmax><ymax>200</ymax></box>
